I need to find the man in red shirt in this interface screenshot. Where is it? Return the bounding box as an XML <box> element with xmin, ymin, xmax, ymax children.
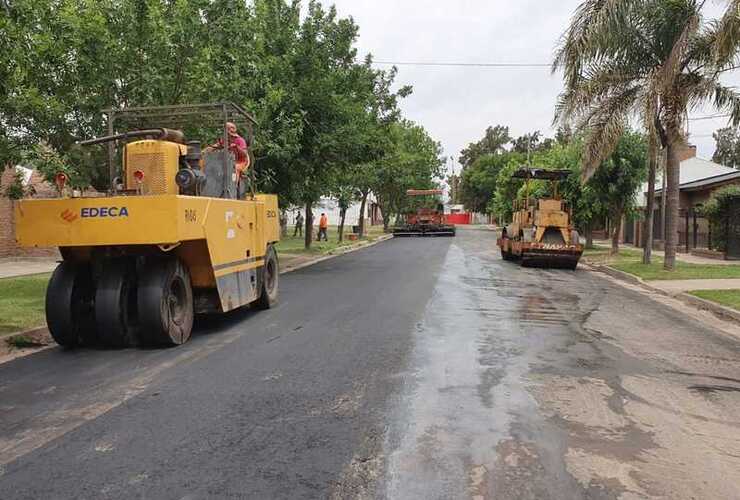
<box><xmin>208</xmin><ymin>122</ymin><xmax>250</xmax><ymax>178</ymax></box>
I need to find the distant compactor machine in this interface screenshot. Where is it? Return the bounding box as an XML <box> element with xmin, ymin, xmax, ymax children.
<box><xmin>497</xmin><ymin>168</ymin><xmax>583</xmax><ymax>269</ymax></box>
<box><xmin>15</xmin><ymin>103</ymin><xmax>280</xmax><ymax>347</ymax></box>
<box><xmin>392</xmin><ymin>189</ymin><xmax>456</xmax><ymax>237</ymax></box>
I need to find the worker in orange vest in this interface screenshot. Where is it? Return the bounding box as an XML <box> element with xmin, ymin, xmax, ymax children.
<box><xmin>318</xmin><ymin>213</ymin><xmax>328</xmax><ymax>241</ymax></box>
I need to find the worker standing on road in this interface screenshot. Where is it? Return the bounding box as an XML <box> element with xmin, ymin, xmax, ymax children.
<box><xmin>318</xmin><ymin>213</ymin><xmax>328</xmax><ymax>241</ymax></box>
<box><xmin>294</xmin><ymin>211</ymin><xmax>304</xmax><ymax>237</ymax></box>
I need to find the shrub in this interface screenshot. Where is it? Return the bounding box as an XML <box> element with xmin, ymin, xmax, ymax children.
<box><xmin>700</xmin><ymin>185</ymin><xmax>740</xmax><ymax>251</ymax></box>
<box><xmin>1</xmin><ymin>167</ymin><xmax>36</xmax><ymax>200</ymax></box>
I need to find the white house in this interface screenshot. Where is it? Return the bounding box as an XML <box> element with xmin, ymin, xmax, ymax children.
<box><xmin>285</xmin><ymin>194</ymin><xmax>382</xmax><ymax>228</ymax></box>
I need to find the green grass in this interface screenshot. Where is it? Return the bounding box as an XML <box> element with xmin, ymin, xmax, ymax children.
<box><xmin>276</xmin><ymin>225</ymin><xmax>386</xmax><ymax>255</ymax></box>
<box><xmin>582</xmin><ymin>245</ymin><xmax>740</xmax><ymax>280</ymax></box>
<box><xmin>689</xmin><ymin>289</ymin><xmax>740</xmax><ymax>311</ymax></box>
<box><xmin>0</xmin><ymin>273</ymin><xmax>51</xmax><ymax>334</ymax></box>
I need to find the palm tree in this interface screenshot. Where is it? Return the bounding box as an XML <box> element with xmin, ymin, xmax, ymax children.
<box><xmin>554</xmin><ymin>0</ymin><xmax>740</xmax><ymax>269</ymax></box>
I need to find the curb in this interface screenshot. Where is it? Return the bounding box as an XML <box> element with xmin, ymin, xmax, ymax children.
<box><xmin>678</xmin><ymin>292</ymin><xmax>740</xmax><ymax>324</ymax></box>
<box><xmin>279</xmin><ymin>234</ymin><xmax>393</xmax><ymax>274</ymax></box>
<box><xmin>0</xmin><ymin>325</ymin><xmax>49</xmax><ymax>342</ymax></box>
<box><xmin>589</xmin><ymin>263</ymin><xmax>645</xmax><ymax>287</ymax></box>
<box><xmin>583</xmin><ymin>262</ymin><xmax>740</xmax><ymax>326</ymax></box>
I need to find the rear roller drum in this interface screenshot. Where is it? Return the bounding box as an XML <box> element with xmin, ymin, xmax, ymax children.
<box><xmin>46</xmin><ymin>261</ymin><xmax>94</xmax><ymax>347</ymax></box>
<box><xmin>95</xmin><ymin>259</ymin><xmax>138</xmax><ymax>348</ymax></box>
<box><xmin>255</xmin><ymin>245</ymin><xmax>279</xmax><ymax>310</ymax></box>
<box><xmin>138</xmin><ymin>258</ymin><xmax>194</xmax><ymax>346</ymax></box>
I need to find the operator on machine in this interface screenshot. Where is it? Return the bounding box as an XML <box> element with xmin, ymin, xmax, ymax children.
<box><xmin>207</xmin><ymin>122</ymin><xmax>251</xmax><ymax>192</ymax></box>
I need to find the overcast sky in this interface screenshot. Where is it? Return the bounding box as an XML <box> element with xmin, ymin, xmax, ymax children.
<box><xmin>330</xmin><ymin>0</ymin><xmax>740</xmax><ymax>174</ymax></box>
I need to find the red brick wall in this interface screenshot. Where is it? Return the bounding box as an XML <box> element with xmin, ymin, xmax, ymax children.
<box><xmin>677</xmin><ymin>144</ymin><xmax>697</xmax><ymax>162</ymax></box>
<box><xmin>0</xmin><ymin>166</ymin><xmax>60</xmax><ymax>259</ymax></box>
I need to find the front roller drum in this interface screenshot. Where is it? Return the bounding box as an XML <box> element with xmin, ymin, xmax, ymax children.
<box><xmin>46</xmin><ymin>261</ymin><xmax>94</xmax><ymax>347</ymax></box>
<box><xmin>138</xmin><ymin>258</ymin><xmax>194</xmax><ymax>346</ymax></box>
<box><xmin>521</xmin><ymin>251</ymin><xmax>581</xmax><ymax>270</ymax></box>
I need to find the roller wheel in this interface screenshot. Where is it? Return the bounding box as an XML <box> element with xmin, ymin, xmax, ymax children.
<box><xmin>95</xmin><ymin>259</ymin><xmax>138</xmax><ymax>348</ymax></box>
<box><xmin>138</xmin><ymin>258</ymin><xmax>193</xmax><ymax>346</ymax></box>
<box><xmin>255</xmin><ymin>245</ymin><xmax>279</xmax><ymax>310</ymax></box>
<box><xmin>500</xmin><ymin>244</ymin><xmax>513</xmax><ymax>261</ymax></box>
<box><xmin>46</xmin><ymin>261</ymin><xmax>94</xmax><ymax>347</ymax></box>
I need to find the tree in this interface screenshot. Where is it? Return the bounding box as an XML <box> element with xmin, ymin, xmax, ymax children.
<box><xmin>372</xmin><ymin>121</ymin><xmax>443</xmax><ymax>230</ymax></box>
<box><xmin>534</xmin><ymin>137</ymin><xmax>606</xmax><ymax>247</ymax></box>
<box><xmin>587</xmin><ymin>131</ymin><xmax>648</xmax><ymax>254</ymax></box>
<box><xmin>330</xmin><ymin>175</ymin><xmax>355</xmax><ymax>242</ymax></box>
<box><xmin>337</xmin><ymin>63</ymin><xmax>412</xmax><ymax>239</ymax></box>
<box><xmin>459</xmin><ymin>125</ymin><xmax>511</xmax><ymax>169</ymax></box>
<box><xmin>555</xmin><ymin>125</ymin><xmax>574</xmax><ymax>145</ymax></box>
<box><xmin>490</xmin><ymin>153</ymin><xmax>527</xmax><ymax>223</ymax></box>
<box><xmin>712</xmin><ymin>126</ymin><xmax>740</xmax><ymax>168</ymax></box>
<box><xmin>510</xmin><ymin>131</ymin><xmax>553</xmax><ymax>155</ymax></box>
<box><xmin>0</xmin><ymin>0</ymin><xmax>441</xmax><ymax>244</ymax></box>
<box><xmin>1</xmin><ymin>0</ymin><xmax>249</xmax><ymax>187</ymax></box>
<box><xmin>701</xmin><ymin>184</ymin><xmax>740</xmax><ymax>251</ymax></box>
<box><xmin>459</xmin><ymin>153</ymin><xmax>513</xmax><ymax>213</ymax></box>
<box><xmin>553</xmin><ymin>0</ymin><xmax>740</xmax><ymax>270</ymax></box>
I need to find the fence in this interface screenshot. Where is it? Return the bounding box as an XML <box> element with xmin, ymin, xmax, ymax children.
<box><xmin>727</xmin><ymin>196</ymin><xmax>740</xmax><ymax>259</ymax></box>
<box><xmin>649</xmin><ymin>207</ymin><xmax>710</xmax><ymax>252</ymax></box>
<box><xmin>677</xmin><ymin>207</ymin><xmax>710</xmax><ymax>252</ymax></box>
<box><xmin>445</xmin><ymin>213</ymin><xmax>471</xmax><ymax>225</ymax></box>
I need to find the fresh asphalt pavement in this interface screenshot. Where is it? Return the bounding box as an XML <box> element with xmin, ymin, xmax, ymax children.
<box><xmin>2</xmin><ymin>228</ymin><xmax>740</xmax><ymax>499</ymax></box>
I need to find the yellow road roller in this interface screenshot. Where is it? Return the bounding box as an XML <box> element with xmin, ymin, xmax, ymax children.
<box><xmin>15</xmin><ymin>103</ymin><xmax>280</xmax><ymax>347</ymax></box>
<box><xmin>497</xmin><ymin>168</ymin><xmax>583</xmax><ymax>269</ymax></box>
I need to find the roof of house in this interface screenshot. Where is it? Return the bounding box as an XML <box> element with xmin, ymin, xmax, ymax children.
<box><xmin>638</xmin><ymin>157</ymin><xmax>736</xmax><ymax>205</ymax></box>
<box><xmin>672</xmin><ymin>157</ymin><xmax>735</xmax><ymax>185</ymax></box>
<box><xmin>679</xmin><ymin>169</ymin><xmax>740</xmax><ymax>191</ymax></box>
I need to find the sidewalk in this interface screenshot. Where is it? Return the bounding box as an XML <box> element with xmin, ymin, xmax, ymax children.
<box><xmin>593</xmin><ymin>240</ymin><xmax>738</xmax><ymax>265</ymax></box>
<box><xmin>649</xmin><ymin>279</ymin><xmax>740</xmax><ymax>295</ymax></box>
<box><xmin>0</xmin><ymin>258</ymin><xmax>58</xmax><ymax>279</ymax></box>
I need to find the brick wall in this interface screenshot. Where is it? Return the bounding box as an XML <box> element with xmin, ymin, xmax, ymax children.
<box><xmin>0</xmin><ymin>166</ymin><xmax>60</xmax><ymax>259</ymax></box>
<box><xmin>677</xmin><ymin>144</ymin><xmax>697</xmax><ymax>162</ymax></box>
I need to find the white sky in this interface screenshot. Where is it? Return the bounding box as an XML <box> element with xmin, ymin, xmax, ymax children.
<box><xmin>330</xmin><ymin>0</ymin><xmax>740</xmax><ymax>173</ymax></box>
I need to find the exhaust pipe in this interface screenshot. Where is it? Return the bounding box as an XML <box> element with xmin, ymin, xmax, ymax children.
<box><xmin>77</xmin><ymin>128</ymin><xmax>185</xmax><ymax>146</ymax></box>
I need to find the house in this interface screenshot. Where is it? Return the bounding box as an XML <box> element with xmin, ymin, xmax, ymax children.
<box><xmin>623</xmin><ymin>144</ymin><xmax>740</xmax><ymax>251</ymax></box>
<box><xmin>286</xmin><ymin>194</ymin><xmax>383</xmax><ymax>229</ymax></box>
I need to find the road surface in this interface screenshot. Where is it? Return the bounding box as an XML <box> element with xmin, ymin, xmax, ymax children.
<box><xmin>1</xmin><ymin>228</ymin><xmax>739</xmax><ymax>499</ymax></box>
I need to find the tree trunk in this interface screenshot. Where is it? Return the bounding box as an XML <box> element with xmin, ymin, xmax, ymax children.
<box><xmin>664</xmin><ymin>137</ymin><xmax>681</xmax><ymax>270</ymax></box>
<box><xmin>357</xmin><ymin>190</ymin><xmax>368</xmax><ymax>238</ymax></box>
<box><xmin>382</xmin><ymin>209</ymin><xmax>391</xmax><ymax>232</ymax></box>
<box><xmin>338</xmin><ymin>207</ymin><xmax>346</xmax><ymax>242</ymax></box>
<box><xmin>660</xmin><ymin>152</ymin><xmax>667</xmax><ymax>242</ymax></box>
<box><xmin>279</xmin><ymin>209</ymin><xmax>288</xmax><ymax>237</ymax></box>
<box><xmin>586</xmin><ymin>221</ymin><xmax>594</xmax><ymax>249</ymax></box>
<box><xmin>642</xmin><ymin>141</ymin><xmax>657</xmax><ymax>264</ymax></box>
<box><xmin>304</xmin><ymin>202</ymin><xmax>313</xmax><ymax>250</ymax></box>
<box><xmin>611</xmin><ymin>211</ymin><xmax>622</xmax><ymax>255</ymax></box>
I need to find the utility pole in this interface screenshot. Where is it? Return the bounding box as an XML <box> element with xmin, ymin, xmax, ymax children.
<box><xmin>447</xmin><ymin>156</ymin><xmax>459</xmax><ymax>205</ymax></box>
